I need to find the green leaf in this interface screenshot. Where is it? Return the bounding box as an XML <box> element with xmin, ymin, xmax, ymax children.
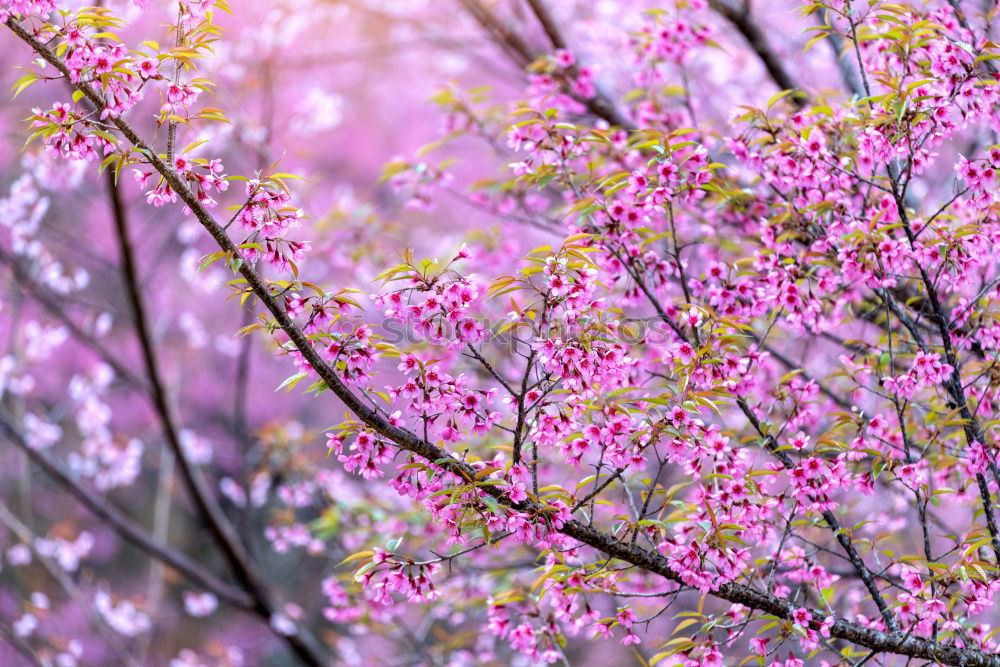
<box><xmin>10</xmin><ymin>73</ymin><xmax>38</xmax><ymax>99</ymax></box>
<box><xmin>276</xmin><ymin>372</ymin><xmax>308</xmax><ymax>392</ymax></box>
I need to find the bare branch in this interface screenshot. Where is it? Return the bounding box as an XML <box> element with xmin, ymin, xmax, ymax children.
<box><xmin>105</xmin><ymin>172</ymin><xmax>329</xmax><ymax>664</ymax></box>
<box><xmin>709</xmin><ymin>0</ymin><xmax>806</xmax><ymax>107</ymax></box>
<box><xmin>0</xmin><ymin>413</ymin><xmax>253</xmax><ymax>608</ymax></box>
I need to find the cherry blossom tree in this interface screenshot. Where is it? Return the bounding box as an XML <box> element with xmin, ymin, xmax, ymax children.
<box><xmin>2</xmin><ymin>0</ymin><xmax>1000</xmax><ymax>665</ymax></box>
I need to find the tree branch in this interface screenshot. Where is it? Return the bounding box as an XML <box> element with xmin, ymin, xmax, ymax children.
<box><xmin>459</xmin><ymin>0</ymin><xmax>634</xmax><ymax>129</ymax></box>
<box><xmin>737</xmin><ymin>399</ymin><xmax>898</xmax><ymax>632</ymax></box>
<box><xmin>0</xmin><ymin>619</ymin><xmax>44</xmax><ymax>667</ymax></box>
<box><xmin>708</xmin><ymin>0</ymin><xmax>806</xmax><ymax>107</ymax></box>
<box><xmin>0</xmin><ymin>245</ymin><xmax>148</xmax><ymax>391</ymax></box>
<box><xmin>0</xmin><ymin>413</ymin><xmax>252</xmax><ymax>608</ymax></box>
<box><xmin>104</xmin><ymin>170</ymin><xmax>329</xmax><ymax>665</ymax></box>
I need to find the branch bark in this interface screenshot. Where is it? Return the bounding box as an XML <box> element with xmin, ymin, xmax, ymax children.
<box><xmin>458</xmin><ymin>0</ymin><xmax>634</xmax><ymax>129</ymax></box>
<box><xmin>0</xmin><ymin>412</ymin><xmax>253</xmax><ymax>608</ymax></box>
<box><xmin>708</xmin><ymin>0</ymin><xmax>806</xmax><ymax>107</ymax></box>
<box><xmin>105</xmin><ymin>170</ymin><xmax>329</xmax><ymax>665</ymax></box>
<box><xmin>0</xmin><ymin>245</ymin><xmax>148</xmax><ymax>391</ymax></box>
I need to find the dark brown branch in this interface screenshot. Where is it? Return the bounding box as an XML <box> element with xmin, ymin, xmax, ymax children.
<box><xmin>512</xmin><ymin>349</ymin><xmax>535</xmax><ymax>464</ymax></box>
<box><xmin>105</xmin><ymin>172</ymin><xmax>329</xmax><ymax>665</ymax></box>
<box><xmin>523</xmin><ymin>0</ymin><xmax>567</xmax><ymax>50</ymax></box>
<box><xmin>459</xmin><ymin>0</ymin><xmax>634</xmax><ymax>129</ymax></box>
<box><xmin>457</xmin><ymin>0</ymin><xmax>533</xmax><ymax>67</ymax></box>
<box><xmin>737</xmin><ymin>399</ymin><xmax>898</xmax><ymax>632</ymax></box>
<box><xmin>0</xmin><ymin>413</ymin><xmax>252</xmax><ymax>608</ymax></box>
<box><xmin>816</xmin><ymin>7</ymin><xmax>866</xmax><ymax>97</ymax></box>
<box><xmin>0</xmin><ymin>619</ymin><xmax>44</xmax><ymax>667</ymax></box>
<box><xmin>709</xmin><ymin>0</ymin><xmax>806</xmax><ymax>107</ymax></box>
<box><xmin>0</xmin><ymin>496</ymin><xmax>141</xmax><ymax>667</ymax></box>
<box><xmin>0</xmin><ymin>245</ymin><xmax>148</xmax><ymax>391</ymax></box>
